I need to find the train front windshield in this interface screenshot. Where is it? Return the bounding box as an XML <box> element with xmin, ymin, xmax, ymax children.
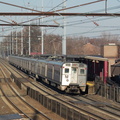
<box><xmin>80</xmin><ymin>69</ymin><xmax>85</xmax><ymax>74</ymax></box>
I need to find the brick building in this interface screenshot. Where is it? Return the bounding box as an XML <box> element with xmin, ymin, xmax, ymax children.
<box><xmin>101</xmin><ymin>43</ymin><xmax>119</xmax><ymax>65</ymax></box>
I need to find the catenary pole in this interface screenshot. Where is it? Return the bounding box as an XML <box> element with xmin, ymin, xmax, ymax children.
<box><xmin>21</xmin><ymin>27</ymin><xmax>23</xmax><ymax>55</ymax></box>
<box><xmin>41</xmin><ymin>0</ymin><xmax>44</xmax><ymax>54</ymax></box>
<box><xmin>29</xmin><ymin>24</ymin><xmax>31</xmax><ymax>55</ymax></box>
<box><xmin>12</xmin><ymin>27</ymin><xmax>14</xmax><ymax>54</ymax></box>
<box><xmin>16</xmin><ymin>29</ymin><xmax>18</xmax><ymax>54</ymax></box>
<box><xmin>62</xmin><ymin>0</ymin><xmax>66</xmax><ymax>55</ymax></box>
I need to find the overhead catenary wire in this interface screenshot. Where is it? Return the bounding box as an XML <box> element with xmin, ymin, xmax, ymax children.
<box><xmin>0</xmin><ymin>0</ymin><xmax>96</xmax><ymax>34</ymax></box>
<box><xmin>1</xmin><ymin>13</ymin><xmax>120</xmax><ymax>34</ymax></box>
<box><xmin>0</xmin><ymin>0</ymin><xmax>119</xmax><ymax>38</ymax></box>
<box><xmin>18</xmin><ymin>0</ymin><xmax>105</xmax><ymax>25</ymax></box>
<box><xmin>44</xmin><ymin>14</ymin><xmax>120</xmax><ymax>32</ymax></box>
<box><xmin>37</xmin><ymin>5</ymin><xmax>120</xmax><ymax>25</ymax></box>
<box><xmin>86</xmin><ymin>33</ymin><xmax>120</xmax><ymax>39</ymax></box>
<box><xmin>62</xmin><ymin>16</ymin><xmax>118</xmax><ymax>27</ymax></box>
<box><xmin>48</xmin><ymin>0</ymin><xmax>68</xmax><ymax>11</ymax></box>
<box><xmin>0</xmin><ymin>0</ymin><xmax>103</xmax><ymax>26</ymax></box>
<box><xmin>0</xmin><ymin>0</ymin><xmax>112</xmax><ymax>31</ymax></box>
<box><xmin>65</xmin><ymin>28</ymin><xmax>120</xmax><ymax>37</ymax></box>
<box><xmin>0</xmin><ymin>1</ymin><xmax>41</xmax><ymax>12</ymax></box>
<box><xmin>0</xmin><ymin>0</ymin><xmax>69</xmax><ymax>33</ymax></box>
<box><xmin>33</xmin><ymin>0</ymin><xmax>119</xmax><ymax>34</ymax></box>
<box><xmin>0</xmin><ymin>19</ymin><xmax>13</xmax><ymax>24</ymax></box>
<box><xmin>5</xmin><ymin>0</ymin><xmax>102</xmax><ymax>29</ymax></box>
<box><xmin>54</xmin><ymin>0</ymin><xmax>105</xmax><ymax>12</ymax></box>
<box><xmin>1</xmin><ymin>14</ymin><xmax>119</xmax><ymax>35</ymax></box>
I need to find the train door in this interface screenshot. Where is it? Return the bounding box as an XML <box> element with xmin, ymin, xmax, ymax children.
<box><xmin>62</xmin><ymin>67</ymin><xmax>70</xmax><ymax>85</ymax></box>
<box><xmin>78</xmin><ymin>66</ymin><xmax>87</xmax><ymax>86</ymax></box>
<box><xmin>71</xmin><ymin>67</ymin><xmax>78</xmax><ymax>83</ymax></box>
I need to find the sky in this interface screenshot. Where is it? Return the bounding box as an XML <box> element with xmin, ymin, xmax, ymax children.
<box><xmin>0</xmin><ymin>0</ymin><xmax>120</xmax><ymax>40</ymax></box>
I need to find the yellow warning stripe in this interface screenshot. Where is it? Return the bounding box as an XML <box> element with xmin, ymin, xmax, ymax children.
<box><xmin>87</xmin><ymin>82</ymin><xmax>94</xmax><ymax>86</ymax></box>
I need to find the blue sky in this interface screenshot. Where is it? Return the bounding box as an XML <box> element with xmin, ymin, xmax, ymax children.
<box><xmin>0</xmin><ymin>0</ymin><xmax>120</xmax><ymax>39</ymax></box>
<box><xmin>0</xmin><ymin>0</ymin><xmax>118</xmax><ymax>12</ymax></box>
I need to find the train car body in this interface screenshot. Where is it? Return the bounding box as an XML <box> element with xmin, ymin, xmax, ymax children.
<box><xmin>8</xmin><ymin>55</ymin><xmax>87</xmax><ymax>93</ymax></box>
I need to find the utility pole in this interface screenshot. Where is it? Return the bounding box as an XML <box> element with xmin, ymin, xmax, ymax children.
<box><xmin>41</xmin><ymin>0</ymin><xmax>44</xmax><ymax>54</ymax></box>
<box><xmin>0</xmin><ymin>42</ymin><xmax>1</xmax><ymax>57</ymax></box>
<box><xmin>9</xmin><ymin>33</ymin><xmax>11</xmax><ymax>55</ymax></box>
<box><xmin>16</xmin><ymin>29</ymin><xmax>18</xmax><ymax>54</ymax></box>
<box><xmin>62</xmin><ymin>0</ymin><xmax>66</xmax><ymax>55</ymax></box>
<box><xmin>29</xmin><ymin>24</ymin><xmax>31</xmax><ymax>55</ymax></box>
<box><xmin>105</xmin><ymin>0</ymin><xmax>107</xmax><ymax>13</ymax></box>
<box><xmin>12</xmin><ymin>27</ymin><xmax>14</xmax><ymax>54</ymax></box>
<box><xmin>21</xmin><ymin>28</ymin><xmax>23</xmax><ymax>55</ymax></box>
<box><xmin>7</xmin><ymin>38</ymin><xmax>9</xmax><ymax>56</ymax></box>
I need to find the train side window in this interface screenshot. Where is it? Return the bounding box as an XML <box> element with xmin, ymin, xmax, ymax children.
<box><xmin>65</xmin><ymin>68</ymin><xmax>69</xmax><ymax>73</ymax></box>
<box><xmin>80</xmin><ymin>69</ymin><xmax>85</xmax><ymax>74</ymax></box>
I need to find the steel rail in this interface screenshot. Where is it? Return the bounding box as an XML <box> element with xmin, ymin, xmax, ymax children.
<box><xmin>72</xmin><ymin>96</ymin><xmax>120</xmax><ymax>119</ymax></box>
<box><xmin>0</xmin><ymin>67</ymin><xmax>31</xmax><ymax>120</ymax></box>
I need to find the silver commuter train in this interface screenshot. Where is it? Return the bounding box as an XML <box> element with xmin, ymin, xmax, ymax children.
<box><xmin>9</xmin><ymin>55</ymin><xmax>87</xmax><ymax>93</ymax></box>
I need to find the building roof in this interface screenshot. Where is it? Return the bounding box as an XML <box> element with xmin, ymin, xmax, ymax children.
<box><xmin>85</xmin><ymin>56</ymin><xmax>108</xmax><ymax>61</ymax></box>
<box><xmin>82</xmin><ymin>43</ymin><xmax>100</xmax><ymax>55</ymax></box>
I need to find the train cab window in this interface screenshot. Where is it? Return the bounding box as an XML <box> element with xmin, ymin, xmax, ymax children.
<box><xmin>72</xmin><ymin>68</ymin><xmax>77</xmax><ymax>73</ymax></box>
<box><xmin>65</xmin><ymin>68</ymin><xmax>69</xmax><ymax>73</ymax></box>
<box><xmin>80</xmin><ymin>69</ymin><xmax>85</xmax><ymax>74</ymax></box>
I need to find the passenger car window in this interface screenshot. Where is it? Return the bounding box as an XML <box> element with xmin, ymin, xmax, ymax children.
<box><xmin>65</xmin><ymin>68</ymin><xmax>69</xmax><ymax>73</ymax></box>
<box><xmin>80</xmin><ymin>69</ymin><xmax>85</xmax><ymax>74</ymax></box>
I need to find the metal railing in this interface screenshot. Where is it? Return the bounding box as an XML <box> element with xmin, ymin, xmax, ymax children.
<box><xmin>27</xmin><ymin>87</ymin><xmax>97</xmax><ymax>120</ymax></box>
<box><xmin>95</xmin><ymin>80</ymin><xmax>120</xmax><ymax>103</ymax></box>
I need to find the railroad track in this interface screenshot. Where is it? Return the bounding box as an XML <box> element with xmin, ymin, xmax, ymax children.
<box><xmin>0</xmin><ymin>67</ymin><xmax>31</xmax><ymax>119</ymax></box>
<box><xmin>82</xmin><ymin>95</ymin><xmax>120</xmax><ymax>111</ymax></box>
<box><xmin>0</xmin><ymin>63</ymin><xmax>53</xmax><ymax>120</ymax></box>
<box><xmin>1</xmin><ymin>59</ymin><xmax>120</xmax><ymax>120</ymax></box>
<box><xmin>66</xmin><ymin>95</ymin><xmax>120</xmax><ymax>119</ymax></box>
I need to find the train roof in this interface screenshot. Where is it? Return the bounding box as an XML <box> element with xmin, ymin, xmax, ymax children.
<box><xmin>9</xmin><ymin>55</ymin><xmax>108</xmax><ymax>62</ymax></box>
<box><xmin>47</xmin><ymin>60</ymin><xmax>64</xmax><ymax>66</ymax></box>
<box><xmin>12</xmin><ymin>55</ymin><xmax>38</xmax><ymax>62</ymax></box>
<box><xmin>46</xmin><ymin>60</ymin><xmax>82</xmax><ymax>66</ymax></box>
<box><xmin>9</xmin><ymin>55</ymin><xmax>81</xmax><ymax>66</ymax></box>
